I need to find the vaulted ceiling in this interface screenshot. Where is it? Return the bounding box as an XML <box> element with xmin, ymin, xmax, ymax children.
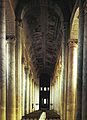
<box><xmin>11</xmin><ymin>0</ymin><xmax>77</xmax><ymax>78</ymax></box>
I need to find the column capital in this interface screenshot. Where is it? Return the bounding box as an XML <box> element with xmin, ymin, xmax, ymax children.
<box><xmin>83</xmin><ymin>1</ymin><xmax>87</xmax><ymax>14</ymax></box>
<box><xmin>25</xmin><ymin>66</ymin><xmax>29</xmax><ymax>73</ymax></box>
<box><xmin>22</xmin><ymin>56</ymin><xmax>26</xmax><ymax>64</ymax></box>
<box><xmin>55</xmin><ymin>76</ymin><xmax>58</xmax><ymax>81</ymax></box>
<box><xmin>63</xmin><ymin>21</ymin><xmax>69</xmax><ymax>26</ymax></box>
<box><xmin>68</xmin><ymin>39</ymin><xmax>78</xmax><ymax>48</ymax></box>
<box><xmin>51</xmin><ymin>81</ymin><xmax>54</xmax><ymax>86</ymax></box>
<box><xmin>6</xmin><ymin>35</ymin><xmax>16</xmax><ymax>44</ymax></box>
<box><xmin>63</xmin><ymin>21</ymin><xmax>70</xmax><ymax>29</ymax></box>
<box><xmin>15</xmin><ymin>19</ymin><xmax>23</xmax><ymax>28</ymax></box>
<box><xmin>57</xmin><ymin>68</ymin><xmax>61</xmax><ymax>73</ymax></box>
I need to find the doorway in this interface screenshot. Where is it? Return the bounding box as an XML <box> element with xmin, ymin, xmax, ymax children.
<box><xmin>39</xmin><ymin>74</ymin><xmax>50</xmax><ymax>110</ymax></box>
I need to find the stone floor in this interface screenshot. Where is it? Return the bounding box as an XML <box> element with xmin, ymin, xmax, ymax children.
<box><xmin>22</xmin><ymin>110</ymin><xmax>60</xmax><ymax>120</ymax></box>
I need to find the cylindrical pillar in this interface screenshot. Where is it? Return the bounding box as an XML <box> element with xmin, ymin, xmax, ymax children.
<box><xmin>34</xmin><ymin>83</ymin><xmax>38</xmax><ymax>110</ymax></box>
<box><xmin>24</xmin><ymin>67</ymin><xmax>27</xmax><ymax>115</ymax></box>
<box><xmin>15</xmin><ymin>19</ymin><xmax>22</xmax><ymax>120</ymax></box>
<box><xmin>76</xmin><ymin>0</ymin><xmax>84</xmax><ymax>120</ymax></box>
<box><xmin>22</xmin><ymin>59</ymin><xmax>26</xmax><ymax>116</ymax></box>
<box><xmin>82</xmin><ymin>2</ymin><xmax>87</xmax><ymax>120</ymax></box>
<box><xmin>25</xmin><ymin>67</ymin><xmax>30</xmax><ymax>114</ymax></box>
<box><xmin>34</xmin><ymin>82</ymin><xmax>39</xmax><ymax>110</ymax></box>
<box><xmin>50</xmin><ymin>84</ymin><xmax>52</xmax><ymax>110</ymax></box>
<box><xmin>54</xmin><ymin>78</ymin><xmax>57</xmax><ymax>111</ymax></box>
<box><xmin>34</xmin><ymin>83</ymin><xmax>39</xmax><ymax>110</ymax></box>
<box><xmin>26</xmin><ymin>68</ymin><xmax>30</xmax><ymax>114</ymax></box>
<box><xmin>57</xmin><ymin>70</ymin><xmax>61</xmax><ymax>114</ymax></box>
<box><xmin>61</xmin><ymin>22</ymin><xmax>70</xmax><ymax>120</ymax></box>
<box><xmin>0</xmin><ymin>0</ymin><xmax>6</xmax><ymax>120</ymax></box>
<box><xmin>67</xmin><ymin>40</ymin><xmax>77</xmax><ymax>120</ymax></box>
<box><xmin>6</xmin><ymin>37</ymin><xmax>16</xmax><ymax>120</ymax></box>
<box><xmin>53</xmin><ymin>83</ymin><xmax>55</xmax><ymax>110</ymax></box>
<box><xmin>55</xmin><ymin>78</ymin><xmax>58</xmax><ymax>112</ymax></box>
<box><xmin>52</xmin><ymin>83</ymin><xmax>54</xmax><ymax>109</ymax></box>
<box><xmin>29</xmin><ymin>72</ymin><xmax>33</xmax><ymax>112</ymax></box>
<box><xmin>32</xmin><ymin>78</ymin><xmax>35</xmax><ymax>111</ymax></box>
<box><xmin>37</xmin><ymin>83</ymin><xmax>39</xmax><ymax>110</ymax></box>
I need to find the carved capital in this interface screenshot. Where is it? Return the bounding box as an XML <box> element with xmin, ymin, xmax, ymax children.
<box><xmin>68</xmin><ymin>39</ymin><xmax>78</xmax><ymax>48</ymax></box>
<box><xmin>22</xmin><ymin>56</ymin><xmax>26</xmax><ymax>64</ymax></box>
<box><xmin>15</xmin><ymin>19</ymin><xmax>23</xmax><ymax>28</ymax></box>
<box><xmin>25</xmin><ymin>66</ymin><xmax>29</xmax><ymax>73</ymax></box>
<box><xmin>63</xmin><ymin>22</ymin><xmax>68</xmax><ymax>29</ymax></box>
<box><xmin>6</xmin><ymin>35</ymin><xmax>16</xmax><ymax>44</ymax></box>
<box><xmin>84</xmin><ymin>1</ymin><xmax>87</xmax><ymax>14</ymax></box>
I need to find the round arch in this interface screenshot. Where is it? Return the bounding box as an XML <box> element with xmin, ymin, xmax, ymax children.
<box><xmin>70</xmin><ymin>7</ymin><xmax>79</xmax><ymax>40</ymax></box>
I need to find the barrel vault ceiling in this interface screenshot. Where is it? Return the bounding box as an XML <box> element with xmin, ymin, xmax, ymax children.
<box><xmin>11</xmin><ymin>0</ymin><xmax>77</xmax><ymax>78</ymax></box>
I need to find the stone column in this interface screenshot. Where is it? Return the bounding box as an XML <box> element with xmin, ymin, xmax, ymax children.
<box><xmin>25</xmin><ymin>67</ymin><xmax>30</xmax><ymax>114</ymax></box>
<box><xmin>55</xmin><ymin>80</ymin><xmax>57</xmax><ymax>111</ymax></box>
<box><xmin>57</xmin><ymin>69</ymin><xmax>61</xmax><ymax>114</ymax></box>
<box><xmin>15</xmin><ymin>19</ymin><xmax>23</xmax><ymax>120</ymax></box>
<box><xmin>0</xmin><ymin>0</ymin><xmax>6</xmax><ymax>120</ymax></box>
<box><xmin>34</xmin><ymin>83</ymin><xmax>39</xmax><ymax>110</ymax></box>
<box><xmin>53</xmin><ymin>82</ymin><xmax>55</xmax><ymax>110</ymax></box>
<box><xmin>50</xmin><ymin>84</ymin><xmax>52</xmax><ymax>110</ymax></box>
<box><xmin>24</xmin><ymin>67</ymin><xmax>27</xmax><ymax>115</ymax></box>
<box><xmin>34</xmin><ymin>83</ymin><xmax>36</xmax><ymax>110</ymax></box>
<box><xmin>29</xmin><ymin>73</ymin><xmax>33</xmax><ymax>112</ymax></box>
<box><xmin>76</xmin><ymin>0</ymin><xmax>84</xmax><ymax>120</ymax></box>
<box><xmin>82</xmin><ymin>1</ymin><xmax>87</xmax><ymax>120</ymax></box>
<box><xmin>51</xmin><ymin>83</ymin><xmax>53</xmax><ymax>109</ymax></box>
<box><xmin>6</xmin><ymin>36</ymin><xmax>16</xmax><ymax>120</ymax></box>
<box><xmin>53</xmin><ymin>81</ymin><xmax>55</xmax><ymax>110</ymax></box>
<box><xmin>55</xmin><ymin>78</ymin><xmax>58</xmax><ymax>112</ymax></box>
<box><xmin>61</xmin><ymin>22</ymin><xmax>70</xmax><ymax>120</ymax></box>
<box><xmin>34</xmin><ymin>82</ymin><xmax>36</xmax><ymax>110</ymax></box>
<box><xmin>37</xmin><ymin>83</ymin><xmax>39</xmax><ymax>110</ymax></box>
<box><xmin>26</xmin><ymin>68</ymin><xmax>30</xmax><ymax>114</ymax></box>
<box><xmin>67</xmin><ymin>40</ymin><xmax>77</xmax><ymax>120</ymax></box>
<box><xmin>52</xmin><ymin>84</ymin><xmax>54</xmax><ymax>110</ymax></box>
<box><xmin>29</xmin><ymin>71</ymin><xmax>31</xmax><ymax>113</ymax></box>
<box><xmin>34</xmin><ymin>82</ymin><xmax>35</xmax><ymax>107</ymax></box>
<box><xmin>54</xmin><ymin>81</ymin><xmax>56</xmax><ymax>110</ymax></box>
<box><xmin>21</xmin><ymin>56</ymin><xmax>26</xmax><ymax>116</ymax></box>
<box><xmin>32</xmin><ymin>79</ymin><xmax>35</xmax><ymax>111</ymax></box>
